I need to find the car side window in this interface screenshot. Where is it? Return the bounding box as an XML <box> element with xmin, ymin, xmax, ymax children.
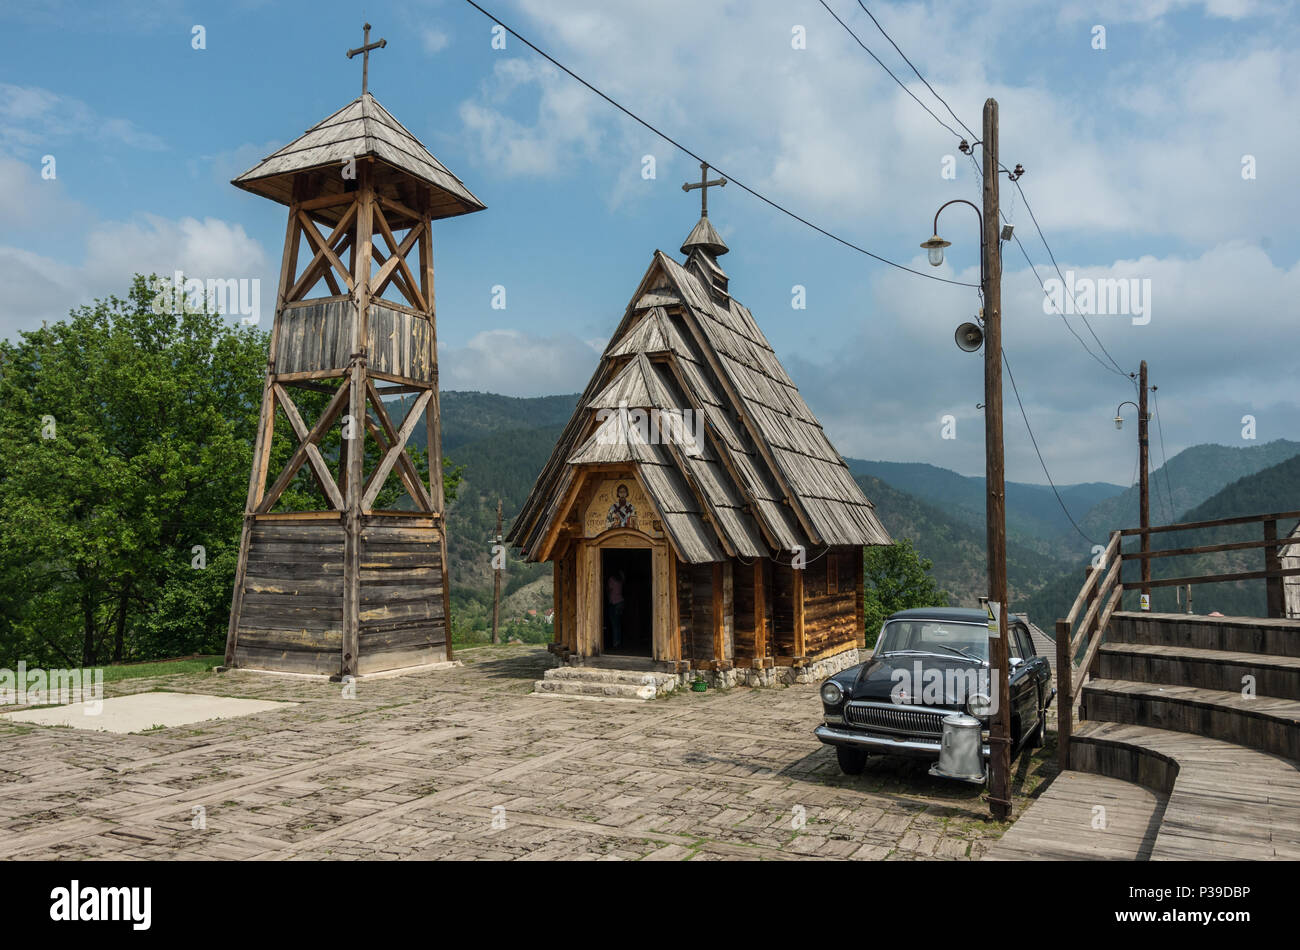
<box><xmin>1012</xmin><ymin>626</ymin><xmax>1033</xmax><ymax>660</ymax></box>
<box><xmin>1008</xmin><ymin>626</ymin><xmax>1024</xmax><ymax>660</ymax></box>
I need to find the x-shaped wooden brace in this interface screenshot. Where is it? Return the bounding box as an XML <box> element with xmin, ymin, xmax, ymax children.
<box><xmin>288</xmin><ymin>202</ymin><xmax>358</xmax><ymax>302</ymax></box>
<box><xmin>361</xmin><ymin>382</ymin><xmax>433</xmax><ymax>511</ymax></box>
<box><xmin>257</xmin><ymin>379</ymin><xmax>349</xmax><ymax>513</ymax></box>
<box><xmin>371</xmin><ymin>203</ymin><xmax>426</xmax><ymax>311</ymax></box>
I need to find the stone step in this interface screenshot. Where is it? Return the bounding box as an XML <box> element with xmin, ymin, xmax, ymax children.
<box><xmin>531</xmin><ymin>666</ymin><xmax>680</xmax><ymax>701</ymax></box>
<box><xmin>531</xmin><ymin>678</ymin><xmax>660</xmax><ymax>701</ymax></box>
<box><xmin>1107</xmin><ymin>611</ymin><xmax>1300</xmax><ymax>658</ymax></box>
<box><xmin>1099</xmin><ymin>642</ymin><xmax>1300</xmax><ymax>700</ymax></box>
<box><xmin>1081</xmin><ymin>677</ymin><xmax>1300</xmax><ymax>760</ymax></box>
<box><xmin>544</xmin><ymin>667</ymin><xmax>678</xmax><ymax>689</ymax></box>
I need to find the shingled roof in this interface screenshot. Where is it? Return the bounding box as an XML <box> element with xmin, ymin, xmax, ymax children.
<box><xmin>233</xmin><ymin>93</ymin><xmax>485</xmax><ymax>222</ymax></box>
<box><xmin>509</xmin><ymin>227</ymin><xmax>891</xmax><ymax>564</ymax></box>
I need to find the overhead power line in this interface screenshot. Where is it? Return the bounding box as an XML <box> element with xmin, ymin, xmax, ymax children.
<box><xmin>1151</xmin><ymin>389</ymin><xmax>1178</xmax><ymax>521</ymax></box>
<box><xmin>461</xmin><ymin>0</ymin><xmax>978</xmax><ymax>288</ymax></box>
<box><xmin>822</xmin><ymin>0</ymin><xmax>1136</xmax><ymax>385</ymax></box>
<box><xmin>1003</xmin><ymin>349</ymin><xmax>1098</xmax><ymax>547</ymax></box>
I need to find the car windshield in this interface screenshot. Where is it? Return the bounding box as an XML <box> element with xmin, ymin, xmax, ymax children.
<box><xmin>877</xmin><ymin>620</ymin><xmax>988</xmax><ymax>660</ymax></box>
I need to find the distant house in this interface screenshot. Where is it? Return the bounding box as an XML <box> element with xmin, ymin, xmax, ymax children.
<box><xmin>1021</xmin><ymin>616</ymin><xmax>1060</xmax><ymax>678</ymax></box>
<box><xmin>1283</xmin><ymin>523</ymin><xmax>1300</xmax><ymax>620</ymax></box>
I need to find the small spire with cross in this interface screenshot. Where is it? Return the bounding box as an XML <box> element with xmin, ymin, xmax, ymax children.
<box><xmin>347</xmin><ymin>22</ymin><xmax>387</xmax><ymax>96</ymax></box>
<box><xmin>680</xmin><ymin>162</ymin><xmax>729</xmax><ymax>258</ymax></box>
<box><xmin>681</xmin><ymin>162</ymin><xmax>726</xmax><ymax>218</ymax></box>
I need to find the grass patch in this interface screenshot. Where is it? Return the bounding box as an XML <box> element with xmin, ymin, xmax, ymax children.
<box><xmin>86</xmin><ymin>655</ymin><xmax>223</xmax><ymax>684</ymax></box>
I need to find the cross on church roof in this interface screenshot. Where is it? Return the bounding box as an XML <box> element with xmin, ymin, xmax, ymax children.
<box><xmin>682</xmin><ymin>162</ymin><xmax>726</xmax><ymax>218</ymax></box>
<box><xmin>346</xmin><ymin>22</ymin><xmax>387</xmax><ymax>96</ymax></box>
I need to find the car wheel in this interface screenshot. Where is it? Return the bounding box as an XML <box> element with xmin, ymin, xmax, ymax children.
<box><xmin>836</xmin><ymin>746</ymin><xmax>868</xmax><ymax>775</ymax></box>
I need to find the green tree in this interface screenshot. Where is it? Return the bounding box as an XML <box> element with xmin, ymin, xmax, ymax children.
<box><xmin>0</xmin><ymin>275</ymin><xmax>462</xmax><ymax>667</ymax></box>
<box><xmin>861</xmin><ymin>539</ymin><xmax>949</xmax><ymax>645</ymax></box>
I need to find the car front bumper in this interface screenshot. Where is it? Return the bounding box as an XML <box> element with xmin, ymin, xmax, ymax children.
<box><xmin>814</xmin><ymin>723</ymin><xmax>991</xmax><ymax>760</ymax></box>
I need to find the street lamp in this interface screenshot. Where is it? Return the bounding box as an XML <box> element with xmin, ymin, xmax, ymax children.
<box><xmin>920</xmin><ymin>199</ymin><xmax>986</xmax><ymax>285</ymax></box>
<box><xmin>920</xmin><ymin>165</ymin><xmax>1012</xmax><ymax>822</ymax></box>
<box><xmin>920</xmin><ymin>234</ymin><xmax>951</xmax><ymax>267</ymax></box>
<box><xmin>1114</xmin><ymin>400</ymin><xmax>1138</xmax><ymax>430</ymax></box>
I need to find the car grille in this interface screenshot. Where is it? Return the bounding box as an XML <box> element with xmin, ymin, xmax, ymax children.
<box><xmin>844</xmin><ymin>702</ymin><xmax>948</xmax><ymax>735</ymax></box>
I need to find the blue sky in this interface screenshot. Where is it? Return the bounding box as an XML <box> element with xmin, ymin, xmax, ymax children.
<box><xmin>2</xmin><ymin>0</ymin><xmax>1297</xmax><ymax>513</ymax></box>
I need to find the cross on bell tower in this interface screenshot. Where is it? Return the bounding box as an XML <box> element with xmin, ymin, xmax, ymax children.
<box><xmin>223</xmin><ymin>30</ymin><xmax>486</xmax><ymax>678</ymax></box>
<box><xmin>347</xmin><ymin>22</ymin><xmax>387</xmax><ymax>95</ymax></box>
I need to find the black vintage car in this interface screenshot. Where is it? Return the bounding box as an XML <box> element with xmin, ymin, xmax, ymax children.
<box><xmin>814</xmin><ymin>607</ymin><xmax>1053</xmax><ymax>776</ymax></box>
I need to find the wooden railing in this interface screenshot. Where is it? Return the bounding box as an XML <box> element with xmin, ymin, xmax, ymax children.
<box><xmin>1055</xmin><ymin>509</ymin><xmax>1300</xmax><ymax>769</ymax></box>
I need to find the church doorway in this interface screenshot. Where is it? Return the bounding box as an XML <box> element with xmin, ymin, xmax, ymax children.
<box><xmin>601</xmin><ymin>547</ymin><xmax>653</xmax><ymax>656</ymax></box>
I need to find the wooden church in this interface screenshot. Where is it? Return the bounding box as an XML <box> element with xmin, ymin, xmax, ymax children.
<box><xmin>224</xmin><ymin>27</ymin><xmax>483</xmax><ymax>677</ymax></box>
<box><xmin>510</xmin><ymin>165</ymin><xmax>891</xmax><ymax>679</ymax></box>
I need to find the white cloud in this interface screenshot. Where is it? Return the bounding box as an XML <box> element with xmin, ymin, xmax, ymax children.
<box><xmin>0</xmin><ymin>212</ymin><xmax>271</xmax><ymax>339</ymax></box>
<box><xmin>0</xmin><ymin>83</ymin><xmax>167</xmax><ymax>156</ymax></box>
<box><xmin>439</xmin><ymin>328</ymin><xmax>601</xmax><ymax>396</ymax></box>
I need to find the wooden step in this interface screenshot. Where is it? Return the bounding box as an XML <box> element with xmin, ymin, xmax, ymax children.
<box><xmin>1108</xmin><ymin>611</ymin><xmax>1300</xmax><ymax>658</ymax></box>
<box><xmin>1099</xmin><ymin>642</ymin><xmax>1300</xmax><ymax>700</ymax></box>
<box><xmin>984</xmin><ymin>770</ymin><xmax>1167</xmax><ymax>861</ymax></box>
<box><xmin>1071</xmin><ymin>721</ymin><xmax>1300</xmax><ymax>860</ymax></box>
<box><xmin>1082</xmin><ymin>678</ymin><xmax>1300</xmax><ymax>760</ymax></box>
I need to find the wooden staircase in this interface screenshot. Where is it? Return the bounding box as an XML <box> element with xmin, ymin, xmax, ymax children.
<box><xmin>992</xmin><ymin>612</ymin><xmax>1300</xmax><ymax>860</ymax></box>
<box><xmin>990</xmin><ymin>508</ymin><xmax>1300</xmax><ymax>861</ymax></box>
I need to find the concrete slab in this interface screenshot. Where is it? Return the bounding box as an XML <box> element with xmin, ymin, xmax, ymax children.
<box><xmin>1</xmin><ymin>691</ymin><xmax>297</xmax><ymax>734</ymax></box>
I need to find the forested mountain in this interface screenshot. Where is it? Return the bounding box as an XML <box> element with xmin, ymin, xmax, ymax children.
<box><xmin>1078</xmin><ymin>440</ymin><xmax>1300</xmax><ymax>540</ymax></box>
<box><xmin>845</xmin><ymin>458</ymin><xmax>1122</xmax><ymax>554</ymax></box>
<box><xmin>1020</xmin><ymin>452</ymin><xmax>1300</xmax><ymax>625</ymax></box>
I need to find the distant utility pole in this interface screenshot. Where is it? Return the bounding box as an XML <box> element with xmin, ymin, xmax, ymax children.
<box><xmin>1138</xmin><ymin>361</ymin><xmax>1152</xmax><ymax>608</ymax></box>
<box><xmin>1115</xmin><ymin>360</ymin><xmax>1154</xmax><ymax>609</ymax></box>
<box><xmin>491</xmin><ymin>499</ymin><xmax>503</xmax><ymax>644</ymax></box>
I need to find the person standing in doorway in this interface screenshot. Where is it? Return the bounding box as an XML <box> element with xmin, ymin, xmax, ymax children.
<box><xmin>607</xmin><ymin>568</ymin><xmax>625</xmax><ymax>650</ymax></box>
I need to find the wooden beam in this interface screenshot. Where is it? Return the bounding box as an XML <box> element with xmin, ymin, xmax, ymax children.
<box><xmin>753</xmin><ymin>558</ymin><xmax>767</xmax><ymax>664</ymax></box>
<box><xmin>257</xmin><ymin>376</ymin><xmax>351</xmax><ymax>514</ymax></box>
<box><xmin>792</xmin><ymin>565</ymin><xmax>806</xmax><ymax>658</ymax></box>
<box><xmin>364</xmin><ymin>379</ymin><xmax>434</xmax><ymax>511</ymax></box>
<box><xmin>362</xmin><ymin>389</ymin><xmax>433</xmax><ymax>510</ymax></box>
<box><xmin>272</xmin><ymin>383</ymin><xmax>345</xmax><ymax>510</ymax></box>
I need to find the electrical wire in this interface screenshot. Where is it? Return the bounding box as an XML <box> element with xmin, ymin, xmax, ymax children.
<box><xmin>819</xmin><ymin>0</ymin><xmax>1137</xmax><ymax>385</ymax></box>
<box><xmin>461</xmin><ymin>0</ymin><xmax>978</xmax><ymax>288</ymax></box>
<box><xmin>1003</xmin><ymin>349</ymin><xmax>1098</xmax><ymax>547</ymax></box>
<box><xmin>1151</xmin><ymin>389</ymin><xmax>1178</xmax><ymax>522</ymax></box>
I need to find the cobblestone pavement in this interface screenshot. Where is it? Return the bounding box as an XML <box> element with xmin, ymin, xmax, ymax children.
<box><xmin>0</xmin><ymin>645</ymin><xmax>1058</xmax><ymax>860</ymax></box>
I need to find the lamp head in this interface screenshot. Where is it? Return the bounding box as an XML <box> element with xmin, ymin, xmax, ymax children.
<box><xmin>920</xmin><ymin>234</ymin><xmax>951</xmax><ymax>267</ymax></box>
<box><xmin>1114</xmin><ymin>415</ymin><xmax>1124</xmax><ymax>430</ymax></box>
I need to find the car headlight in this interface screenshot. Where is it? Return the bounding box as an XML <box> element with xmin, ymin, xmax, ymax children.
<box><xmin>967</xmin><ymin>693</ymin><xmax>993</xmax><ymax>718</ymax></box>
<box><xmin>820</xmin><ymin>681</ymin><xmax>844</xmax><ymax>706</ymax></box>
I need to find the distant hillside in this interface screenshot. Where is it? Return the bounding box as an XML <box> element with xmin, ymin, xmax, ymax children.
<box><xmin>1078</xmin><ymin>439</ymin><xmax>1300</xmax><ymax>539</ymax></box>
<box><xmin>846</xmin><ymin>458</ymin><xmax>1123</xmax><ymax>551</ymax></box>
<box><xmin>1021</xmin><ymin>452</ymin><xmax>1300</xmax><ymax>625</ymax></box>
<box><xmin>854</xmin><ymin>474</ymin><xmax>1070</xmax><ymax>610</ymax></box>
<box><xmin>441</xmin><ymin>391</ymin><xmax>578</xmax><ymax>451</ymax></box>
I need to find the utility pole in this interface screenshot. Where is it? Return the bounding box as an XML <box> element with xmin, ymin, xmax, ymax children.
<box><xmin>491</xmin><ymin>499</ymin><xmax>503</xmax><ymax>644</ymax></box>
<box><xmin>1138</xmin><ymin>360</ymin><xmax>1151</xmax><ymax>608</ymax></box>
<box><xmin>981</xmin><ymin>98</ymin><xmax>1012</xmax><ymax>822</ymax></box>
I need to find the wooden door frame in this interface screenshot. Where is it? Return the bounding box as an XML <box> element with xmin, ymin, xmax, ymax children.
<box><xmin>578</xmin><ymin>530</ymin><xmax>675</xmax><ymax>661</ymax></box>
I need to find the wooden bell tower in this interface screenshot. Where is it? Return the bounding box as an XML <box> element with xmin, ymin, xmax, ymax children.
<box><xmin>224</xmin><ymin>26</ymin><xmax>485</xmax><ymax>677</ymax></box>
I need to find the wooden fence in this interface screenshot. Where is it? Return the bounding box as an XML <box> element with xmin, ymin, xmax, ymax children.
<box><xmin>1055</xmin><ymin>508</ymin><xmax>1300</xmax><ymax>769</ymax></box>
